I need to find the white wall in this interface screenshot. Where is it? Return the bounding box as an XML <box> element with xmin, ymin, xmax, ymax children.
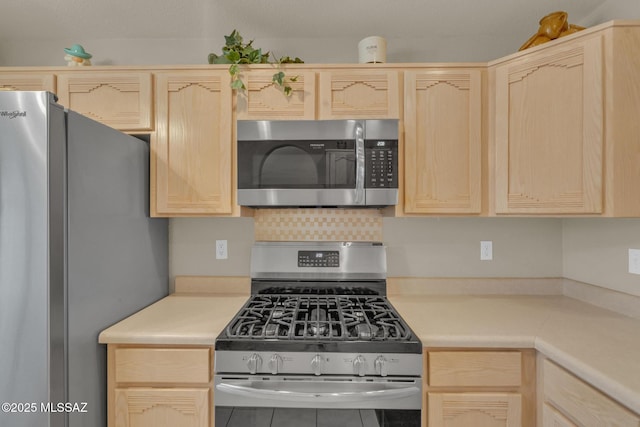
<box><xmin>383</xmin><ymin>218</ymin><xmax>563</xmax><ymax>278</ymax></box>
<box><xmin>3</xmin><ymin>0</ymin><xmax>639</xmax><ymax>67</ymax></box>
<box><xmin>169</xmin><ymin>216</ymin><xmax>640</xmax><ymax>299</ymax></box>
<box><xmin>169</xmin><ymin>217</ymin><xmax>564</xmax><ymax>284</ymax></box>
<box><xmin>0</xmin><ymin>35</ymin><xmax>523</xmax><ymax>67</ymax></box>
<box><xmin>580</xmin><ymin>0</ymin><xmax>640</xmax><ymax>24</ymax></box>
<box><xmin>169</xmin><ymin>218</ymin><xmax>254</xmax><ymax>281</ymax></box>
<box><xmin>563</xmin><ymin>219</ymin><xmax>640</xmax><ymax>297</ymax></box>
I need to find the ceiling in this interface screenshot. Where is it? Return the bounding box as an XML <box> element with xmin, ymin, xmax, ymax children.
<box><xmin>0</xmin><ymin>0</ymin><xmax>619</xmax><ymax>64</ymax></box>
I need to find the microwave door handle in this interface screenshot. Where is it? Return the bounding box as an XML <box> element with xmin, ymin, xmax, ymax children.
<box><xmin>354</xmin><ymin>122</ymin><xmax>365</xmax><ymax>205</ymax></box>
<box><xmin>216</xmin><ymin>383</ymin><xmax>420</xmax><ymax>403</ymax></box>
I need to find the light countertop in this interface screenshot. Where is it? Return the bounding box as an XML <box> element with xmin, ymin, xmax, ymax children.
<box><xmin>99</xmin><ymin>292</ymin><xmax>640</xmax><ymax>414</ymax></box>
<box><xmin>98</xmin><ymin>294</ymin><xmax>248</xmax><ymax>346</ymax></box>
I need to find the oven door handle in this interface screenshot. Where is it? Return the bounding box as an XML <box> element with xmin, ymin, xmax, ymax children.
<box><xmin>354</xmin><ymin>122</ymin><xmax>365</xmax><ymax>205</ymax></box>
<box><xmin>216</xmin><ymin>383</ymin><xmax>420</xmax><ymax>403</ymax></box>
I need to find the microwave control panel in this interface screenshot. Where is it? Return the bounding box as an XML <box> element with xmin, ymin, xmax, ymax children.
<box><xmin>365</xmin><ymin>140</ymin><xmax>398</xmax><ymax>188</ymax></box>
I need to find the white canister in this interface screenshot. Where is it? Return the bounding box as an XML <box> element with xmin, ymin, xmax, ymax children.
<box><xmin>358</xmin><ymin>36</ymin><xmax>386</xmax><ymax>63</ymax></box>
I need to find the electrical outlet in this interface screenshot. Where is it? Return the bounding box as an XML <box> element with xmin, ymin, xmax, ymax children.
<box><xmin>216</xmin><ymin>240</ymin><xmax>228</xmax><ymax>260</ymax></box>
<box><xmin>480</xmin><ymin>241</ymin><xmax>493</xmax><ymax>261</ymax></box>
<box><xmin>629</xmin><ymin>249</ymin><xmax>640</xmax><ymax>275</ymax></box>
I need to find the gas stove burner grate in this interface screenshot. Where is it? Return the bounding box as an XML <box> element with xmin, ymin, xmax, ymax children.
<box><xmin>225</xmin><ymin>295</ymin><xmax>412</xmax><ymax>342</ymax></box>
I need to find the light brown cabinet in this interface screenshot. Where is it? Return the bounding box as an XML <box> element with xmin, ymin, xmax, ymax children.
<box><xmin>490</xmin><ymin>23</ymin><xmax>640</xmax><ymax>216</ymax></box>
<box><xmin>0</xmin><ymin>72</ymin><xmax>55</xmax><ymax>91</ymax></box>
<box><xmin>428</xmin><ymin>393</ymin><xmax>522</xmax><ymax>427</ymax></box>
<box><xmin>107</xmin><ymin>345</ymin><xmax>214</xmax><ymax>427</ymax></box>
<box><xmin>152</xmin><ymin>70</ymin><xmax>233</xmax><ymax>216</ymax></box>
<box><xmin>404</xmin><ymin>69</ymin><xmax>483</xmax><ymax>214</ymax></box>
<box><xmin>56</xmin><ymin>71</ymin><xmax>153</xmax><ymax>131</ymax></box>
<box><xmin>492</xmin><ymin>36</ymin><xmax>603</xmax><ymax>215</ymax></box>
<box><xmin>0</xmin><ymin>70</ymin><xmax>152</xmax><ymax>132</ymax></box>
<box><xmin>541</xmin><ymin>358</ymin><xmax>640</xmax><ymax>427</ymax></box>
<box><xmin>236</xmin><ymin>67</ymin><xmax>400</xmax><ymax>121</ymax></box>
<box><xmin>424</xmin><ymin>349</ymin><xmax>535</xmax><ymax>427</ymax></box>
<box><xmin>236</xmin><ymin>69</ymin><xmax>316</xmax><ymax>120</ymax></box>
<box><xmin>4</xmin><ymin>21</ymin><xmax>640</xmax><ymax>218</ymax></box>
<box><xmin>542</xmin><ymin>403</ymin><xmax>577</xmax><ymax>427</ymax></box>
<box><xmin>318</xmin><ymin>69</ymin><xmax>400</xmax><ymax>119</ymax></box>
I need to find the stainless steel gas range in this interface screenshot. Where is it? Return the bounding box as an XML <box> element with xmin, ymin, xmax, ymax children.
<box><xmin>215</xmin><ymin>242</ymin><xmax>423</xmax><ymax>427</ymax></box>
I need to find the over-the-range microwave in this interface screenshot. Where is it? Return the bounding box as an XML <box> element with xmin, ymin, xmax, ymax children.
<box><xmin>237</xmin><ymin>119</ymin><xmax>398</xmax><ymax>207</ymax></box>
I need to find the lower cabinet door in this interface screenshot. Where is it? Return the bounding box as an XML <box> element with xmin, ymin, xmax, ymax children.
<box><xmin>114</xmin><ymin>388</ymin><xmax>209</xmax><ymax>427</ymax></box>
<box><xmin>428</xmin><ymin>392</ymin><xmax>521</xmax><ymax>427</ymax></box>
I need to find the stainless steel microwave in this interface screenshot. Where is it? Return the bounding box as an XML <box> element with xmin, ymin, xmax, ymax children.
<box><xmin>237</xmin><ymin>119</ymin><xmax>398</xmax><ymax>207</ymax></box>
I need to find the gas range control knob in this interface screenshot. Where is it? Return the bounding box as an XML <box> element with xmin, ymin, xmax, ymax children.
<box><xmin>311</xmin><ymin>354</ymin><xmax>323</xmax><ymax>376</ymax></box>
<box><xmin>268</xmin><ymin>354</ymin><xmax>283</xmax><ymax>375</ymax></box>
<box><xmin>247</xmin><ymin>353</ymin><xmax>262</xmax><ymax>374</ymax></box>
<box><xmin>375</xmin><ymin>356</ymin><xmax>388</xmax><ymax>377</ymax></box>
<box><xmin>353</xmin><ymin>355</ymin><xmax>366</xmax><ymax>377</ymax></box>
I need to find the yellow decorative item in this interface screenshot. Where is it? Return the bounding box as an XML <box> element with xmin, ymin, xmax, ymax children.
<box><xmin>519</xmin><ymin>11</ymin><xmax>586</xmax><ymax>51</ymax></box>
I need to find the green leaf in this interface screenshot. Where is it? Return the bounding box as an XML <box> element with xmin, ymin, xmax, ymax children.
<box><xmin>209</xmin><ymin>30</ymin><xmax>305</xmax><ymax>93</ymax></box>
<box><xmin>227</xmin><ymin>51</ymin><xmax>241</xmax><ymax>63</ymax></box>
<box><xmin>247</xmin><ymin>48</ymin><xmax>262</xmax><ymax>63</ymax></box>
<box><xmin>231</xmin><ymin>79</ymin><xmax>245</xmax><ymax>91</ymax></box>
<box><xmin>225</xmin><ymin>29</ymin><xmax>242</xmax><ymax>47</ymax></box>
<box><xmin>272</xmin><ymin>71</ymin><xmax>285</xmax><ymax>86</ymax></box>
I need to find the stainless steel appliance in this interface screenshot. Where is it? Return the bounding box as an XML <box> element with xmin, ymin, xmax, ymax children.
<box><xmin>215</xmin><ymin>242</ymin><xmax>422</xmax><ymax>427</ymax></box>
<box><xmin>0</xmin><ymin>91</ymin><xmax>168</xmax><ymax>427</ymax></box>
<box><xmin>237</xmin><ymin>119</ymin><xmax>398</xmax><ymax>207</ymax></box>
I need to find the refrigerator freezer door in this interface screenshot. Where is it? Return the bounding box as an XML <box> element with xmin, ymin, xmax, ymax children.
<box><xmin>0</xmin><ymin>91</ymin><xmax>64</xmax><ymax>426</ymax></box>
<box><xmin>65</xmin><ymin>111</ymin><xmax>168</xmax><ymax>427</ymax></box>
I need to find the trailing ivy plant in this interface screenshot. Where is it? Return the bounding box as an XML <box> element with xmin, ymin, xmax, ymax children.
<box><xmin>208</xmin><ymin>30</ymin><xmax>303</xmax><ymax>96</ymax></box>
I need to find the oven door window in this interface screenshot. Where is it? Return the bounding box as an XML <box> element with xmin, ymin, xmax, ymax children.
<box><xmin>216</xmin><ymin>407</ymin><xmax>420</xmax><ymax>427</ymax></box>
<box><xmin>238</xmin><ymin>140</ymin><xmax>356</xmax><ymax>189</ymax></box>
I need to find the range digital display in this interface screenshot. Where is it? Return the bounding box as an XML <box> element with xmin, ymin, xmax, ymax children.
<box><xmin>298</xmin><ymin>251</ymin><xmax>339</xmax><ymax>267</ymax></box>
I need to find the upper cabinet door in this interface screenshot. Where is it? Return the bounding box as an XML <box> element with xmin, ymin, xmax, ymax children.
<box><xmin>318</xmin><ymin>70</ymin><xmax>400</xmax><ymax>119</ymax></box>
<box><xmin>0</xmin><ymin>73</ymin><xmax>56</xmax><ymax>92</ymax></box>
<box><xmin>56</xmin><ymin>71</ymin><xmax>153</xmax><ymax>131</ymax></box>
<box><xmin>404</xmin><ymin>69</ymin><xmax>483</xmax><ymax>214</ymax></box>
<box><xmin>493</xmin><ymin>36</ymin><xmax>603</xmax><ymax>214</ymax></box>
<box><xmin>236</xmin><ymin>69</ymin><xmax>315</xmax><ymax>120</ymax></box>
<box><xmin>152</xmin><ymin>71</ymin><xmax>233</xmax><ymax>216</ymax></box>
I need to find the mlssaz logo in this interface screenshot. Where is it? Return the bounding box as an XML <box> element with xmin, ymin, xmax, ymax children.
<box><xmin>0</xmin><ymin>110</ymin><xmax>27</xmax><ymax>119</ymax></box>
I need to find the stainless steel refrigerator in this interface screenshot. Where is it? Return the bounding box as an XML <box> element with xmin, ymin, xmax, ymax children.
<box><xmin>0</xmin><ymin>91</ymin><xmax>169</xmax><ymax>427</ymax></box>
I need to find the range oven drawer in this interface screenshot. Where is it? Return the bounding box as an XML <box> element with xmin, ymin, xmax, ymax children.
<box><xmin>215</xmin><ymin>375</ymin><xmax>422</xmax><ymax>427</ymax></box>
<box><xmin>214</xmin><ymin>375</ymin><xmax>422</xmax><ymax>410</ymax></box>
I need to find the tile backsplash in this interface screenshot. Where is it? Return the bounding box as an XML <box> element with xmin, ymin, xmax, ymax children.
<box><xmin>253</xmin><ymin>208</ymin><xmax>383</xmax><ymax>241</ymax></box>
